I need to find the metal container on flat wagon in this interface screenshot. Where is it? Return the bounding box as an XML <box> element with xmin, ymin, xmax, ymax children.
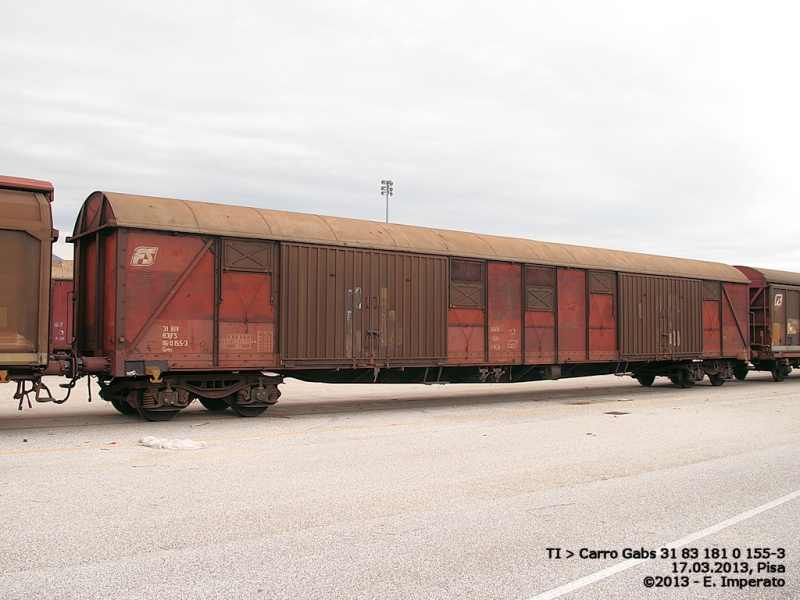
<box><xmin>0</xmin><ymin>176</ymin><xmax>56</xmax><ymax>381</ymax></box>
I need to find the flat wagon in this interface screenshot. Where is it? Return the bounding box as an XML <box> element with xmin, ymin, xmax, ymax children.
<box><xmin>69</xmin><ymin>191</ymin><xmax>751</xmax><ymax>420</ymax></box>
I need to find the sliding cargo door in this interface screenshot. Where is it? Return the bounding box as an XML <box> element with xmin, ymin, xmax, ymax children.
<box><xmin>618</xmin><ymin>274</ymin><xmax>702</xmax><ymax>360</ymax></box>
<box><xmin>280</xmin><ymin>244</ymin><xmax>447</xmax><ymax>364</ymax></box>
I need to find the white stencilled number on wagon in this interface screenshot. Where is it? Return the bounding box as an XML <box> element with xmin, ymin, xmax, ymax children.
<box><xmin>131</xmin><ymin>246</ymin><xmax>158</xmax><ymax>266</ymax></box>
<box><xmin>161</xmin><ymin>325</ymin><xmax>188</xmax><ymax>352</ymax></box>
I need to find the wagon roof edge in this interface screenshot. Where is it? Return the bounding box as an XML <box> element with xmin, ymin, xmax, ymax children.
<box><xmin>80</xmin><ymin>191</ymin><xmax>750</xmax><ymax>283</ymax></box>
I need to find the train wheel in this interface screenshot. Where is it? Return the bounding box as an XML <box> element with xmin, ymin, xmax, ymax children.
<box><xmin>772</xmin><ymin>364</ymin><xmax>789</xmax><ymax>382</ymax></box>
<box><xmin>734</xmin><ymin>364</ymin><xmax>748</xmax><ymax>381</ymax></box>
<box><xmin>228</xmin><ymin>391</ymin><xmax>269</xmax><ymax>417</ymax></box>
<box><xmin>133</xmin><ymin>389</ymin><xmax>182</xmax><ymax>422</ymax></box>
<box><xmin>636</xmin><ymin>374</ymin><xmax>655</xmax><ymax>387</ymax></box>
<box><xmin>199</xmin><ymin>397</ymin><xmax>230</xmax><ymax>412</ymax></box>
<box><xmin>110</xmin><ymin>397</ymin><xmax>137</xmax><ymax>415</ymax></box>
<box><xmin>670</xmin><ymin>372</ymin><xmax>695</xmax><ymax>388</ymax></box>
<box><xmin>708</xmin><ymin>373</ymin><xmax>725</xmax><ymax>386</ymax></box>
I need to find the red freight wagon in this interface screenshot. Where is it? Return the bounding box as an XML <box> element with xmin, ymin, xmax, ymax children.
<box><xmin>69</xmin><ymin>191</ymin><xmax>751</xmax><ymax>420</ymax></box>
<box><xmin>734</xmin><ymin>265</ymin><xmax>800</xmax><ymax>381</ymax></box>
<box><xmin>50</xmin><ymin>259</ymin><xmax>74</xmax><ymax>353</ymax></box>
<box><xmin>0</xmin><ymin>175</ymin><xmax>56</xmax><ymax>385</ymax></box>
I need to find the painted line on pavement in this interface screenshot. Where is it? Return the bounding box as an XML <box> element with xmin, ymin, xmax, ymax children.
<box><xmin>528</xmin><ymin>487</ymin><xmax>800</xmax><ymax>600</ymax></box>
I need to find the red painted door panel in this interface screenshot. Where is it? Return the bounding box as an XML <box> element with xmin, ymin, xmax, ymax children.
<box><xmin>448</xmin><ymin>308</ymin><xmax>485</xmax><ymax>362</ymax></box>
<box><xmin>722</xmin><ymin>283</ymin><xmax>748</xmax><ymax>356</ymax></box>
<box><xmin>525</xmin><ymin>310</ymin><xmax>556</xmax><ymax>363</ymax></box>
<box><xmin>557</xmin><ymin>269</ymin><xmax>587</xmax><ymax>362</ymax></box>
<box><xmin>50</xmin><ymin>279</ymin><xmax>73</xmax><ymax>351</ymax></box>
<box><xmin>219</xmin><ymin>271</ymin><xmax>278</xmax><ymax>367</ymax></box>
<box><xmin>124</xmin><ymin>232</ymin><xmax>215</xmax><ymax>368</ymax></box>
<box><xmin>703</xmin><ymin>300</ymin><xmax>721</xmax><ymax>356</ymax></box>
<box><xmin>588</xmin><ymin>293</ymin><xmax>616</xmax><ymax>359</ymax></box>
<box><xmin>487</xmin><ymin>263</ymin><xmax>522</xmax><ymax>364</ymax></box>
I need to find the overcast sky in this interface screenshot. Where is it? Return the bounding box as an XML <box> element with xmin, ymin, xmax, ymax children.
<box><xmin>3</xmin><ymin>1</ymin><xmax>799</xmax><ymax>269</ymax></box>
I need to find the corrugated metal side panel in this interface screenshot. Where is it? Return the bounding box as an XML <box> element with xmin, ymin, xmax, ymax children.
<box><xmin>280</xmin><ymin>244</ymin><xmax>447</xmax><ymax>363</ymax></box>
<box><xmin>618</xmin><ymin>274</ymin><xmax>702</xmax><ymax>359</ymax></box>
<box><xmin>677</xmin><ymin>278</ymin><xmax>703</xmax><ymax>356</ymax></box>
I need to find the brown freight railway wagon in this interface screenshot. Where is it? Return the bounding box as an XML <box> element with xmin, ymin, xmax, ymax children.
<box><xmin>69</xmin><ymin>191</ymin><xmax>751</xmax><ymax>420</ymax></box>
<box><xmin>0</xmin><ymin>175</ymin><xmax>56</xmax><ymax>383</ymax></box>
<box><xmin>50</xmin><ymin>259</ymin><xmax>74</xmax><ymax>353</ymax></box>
<box><xmin>734</xmin><ymin>265</ymin><xmax>800</xmax><ymax>381</ymax></box>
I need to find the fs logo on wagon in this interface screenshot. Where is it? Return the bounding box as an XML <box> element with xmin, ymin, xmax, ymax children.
<box><xmin>131</xmin><ymin>246</ymin><xmax>158</xmax><ymax>266</ymax></box>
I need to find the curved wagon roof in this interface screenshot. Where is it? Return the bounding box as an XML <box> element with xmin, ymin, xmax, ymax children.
<box><xmin>70</xmin><ymin>191</ymin><xmax>749</xmax><ymax>283</ymax></box>
<box><xmin>0</xmin><ymin>175</ymin><xmax>54</xmax><ymax>199</ymax></box>
<box><xmin>735</xmin><ymin>266</ymin><xmax>800</xmax><ymax>287</ymax></box>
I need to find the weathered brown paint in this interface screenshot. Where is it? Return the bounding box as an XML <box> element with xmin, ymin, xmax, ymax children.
<box><xmin>280</xmin><ymin>243</ymin><xmax>447</xmax><ymax>364</ymax></box>
<box><xmin>65</xmin><ymin>190</ymin><xmax>756</xmax><ymax>386</ymax></box>
<box><xmin>0</xmin><ymin>177</ymin><xmax>54</xmax><ymax>373</ymax></box>
<box><xmin>76</xmin><ymin>192</ymin><xmax>750</xmax><ymax>284</ymax></box>
<box><xmin>734</xmin><ymin>265</ymin><xmax>800</xmax><ymax>364</ymax></box>
<box><xmin>618</xmin><ymin>274</ymin><xmax>703</xmax><ymax>359</ymax></box>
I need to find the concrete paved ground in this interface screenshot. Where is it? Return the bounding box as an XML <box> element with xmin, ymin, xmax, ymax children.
<box><xmin>1</xmin><ymin>372</ymin><xmax>798</xmax><ymax>598</ymax></box>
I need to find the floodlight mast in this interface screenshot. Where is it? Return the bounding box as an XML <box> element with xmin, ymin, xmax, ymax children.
<box><xmin>380</xmin><ymin>180</ymin><xmax>393</xmax><ymax>223</ymax></box>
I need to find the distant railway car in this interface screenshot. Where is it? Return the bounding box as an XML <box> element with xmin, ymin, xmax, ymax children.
<box><xmin>0</xmin><ymin>176</ymin><xmax>56</xmax><ymax>383</ymax></box>
<box><xmin>69</xmin><ymin>191</ymin><xmax>751</xmax><ymax>420</ymax></box>
<box><xmin>50</xmin><ymin>259</ymin><xmax>74</xmax><ymax>352</ymax></box>
<box><xmin>734</xmin><ymin>266</ymin><xmax>800</xmax><ymax>381</ymax></box>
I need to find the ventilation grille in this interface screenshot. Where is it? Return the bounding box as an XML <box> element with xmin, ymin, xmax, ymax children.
<box><xmin>451</xmin><ymin>260</ymin><xmax>483</xmax><ymax>283</ymax></box>
<box><xmin>526</xmin><ymin>266</ymin><xmax>554</xmax><ymax>286</ymax></box>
